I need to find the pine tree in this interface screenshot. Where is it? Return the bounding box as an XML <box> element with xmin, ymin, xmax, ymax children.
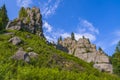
<box><xmin>98</xmin><ymin>47</ymin><xmax>103</xmax><ymax>51</ymax></box>
<box><xmin>57</xmin><ymin>36</ymin><xmax>62</xmax><ymax>44</ymax></box>
<box><xmin>19</xmin><ymin>7</ymin><xmax>27</xmax><ymax>19</ymax></box>
<box><xmin>0</xmin><ymin>4</ymin><xmax>9</xmax><ymax>30</ymax></box>
<box><xmin>82</xmin><ymin>36</ymin><xmax>85</xmax><ymax>39</ymax></box>
<box><xmin>59</xmin><ymin>36</ymin><xmax>62</xmax><ymax>41</ymax></box>
<box><xmin>71</xmin><ymin>32</ymin><xmax>75</xmax><ymax>40</ymax></box>
<box><xmin>112</xmin><ymin>41</ymin><xmax>120</xmax><ymax>76</ymax></box>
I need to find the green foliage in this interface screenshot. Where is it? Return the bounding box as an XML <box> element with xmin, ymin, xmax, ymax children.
<box><xmin>71</xmin><ymin>32</ymin><xmax>75</xmax><ymax>40</ymax></box>
<box><xmin>83</xmin><ymin>36</ymin><xmax>85</xmax><ymax>39</ymax></box>
<box><xmin>0</xmin><ymin>4</ymin><xmax>9</xmax><ymax>30</ymax></box>
<box><xmin>112</xmin><ymin>41</ymin><xmax>120</xmax><ymax>76</ymax></box>
<box><xmin>0</xmin><ymin>30</ymin><xmax>119</xmax><ymax>80</ymax></box>
<box><xmin>57</xmin><ymin>36</ymin><xmax>62</xmax><ymax>44</ymax></box>
<box><xmin>98</xmin><ymin>47</ymin><xmax>103</xmax><ymax>51</ymax></box>
<box><xmin>26</xmin><ymin>16</ymin><xmax>30</xmax><ymax>24</ymax></box>
<box><xmin>19</xmin><ymin>7</ymin><xmax>28</xmax><ymax>19</ymax></box>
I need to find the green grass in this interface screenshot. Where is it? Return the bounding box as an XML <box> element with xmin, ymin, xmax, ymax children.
<box><xmin>0</xmin><ymin>30</ymin><xmax>119</xmax><ymax>80</ymax></box>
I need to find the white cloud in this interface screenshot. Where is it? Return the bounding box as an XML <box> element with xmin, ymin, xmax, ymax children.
<box><xmin>75</xmin><ymin>33</ymin><xmax>96</xmax><ymax>41</ymax></box>
<box><xmin>75</xmin><ymin>19</ymin><xmax>99</xmax><ymax>42</ymax></box>
<box><xmin>78</xmin><ymin>19</ymin><xmax>99</xmax><ymax>34</ymax></box>
<box><xmin>17</xmin><ymin>0</ymin><xmax>32</xmax><ymax>7</ymax></box>
<box><xmin>81</xmin><ymin>20</ymin><xmax>99</xmax><ymax>34</ymax></box>
<box><xmin>39</xmin><ymin>0</ymin><xmax>62</xmax><ymax>18</ymax></box>
<box><xmin>43</xmin><ymin>19</ymin><xmax>99</xmax><ymax>43</ymax></box>
<box><xmin>43</xmin><ymin>21</ymin><xmax>52</xmax><ymax>32</ymax></box>
<box><xmin>16</xmin><ymin>0</ymin><xmax>61</xmax><ymax>17</ymax></box>
<box><xmin>61</xmin><ymin>33</ymin><xmax>70</xmax><ymax>38</ymax></box>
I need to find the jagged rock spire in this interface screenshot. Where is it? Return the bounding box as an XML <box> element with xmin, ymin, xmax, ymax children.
<box><xmin>6</xmin><ymin>7</ymin><xmax>44</xmax><ymax>38</ymax></box>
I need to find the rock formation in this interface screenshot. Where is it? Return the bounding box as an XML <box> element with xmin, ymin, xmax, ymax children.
<box><xmin>11</xmin><ymin>47</ymin><xmax>38</xmax><ymax>62</ymax></box>
<box><xmin>8</xmin><ymin>36</ymin><xmax>22</xmax><ymax>45</ymax></box>
<box><xmin>6</xmin><ymin>7</ymin><xmax>44</xmax><ymax>38</ymax></box>
<box><xmin>12</xmin><ymin>47</ymin><xmax>30</xmax><ymax>62</ymax></box>
<box><xmin>57</xmin><ymin>36</ymin><xmax>113</xmax><ymax>73</ymax></box>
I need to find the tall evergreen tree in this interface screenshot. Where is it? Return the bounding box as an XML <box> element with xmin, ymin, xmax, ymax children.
<box><xmin>57</xmin><ymin>36</ymin><xmax>62</xmax><ymax>44</ymax></box>
<box><xmin>112</xmin><ymin>41</ymin><xmax>120</xmax><ymax>76</ymax></box>
<box><xmin>71</xmin><ymin>32</ymin><xmax>75</xmax><ymax>40</ymax></box>
<box><xmin>98</xmin><ymin>47</ymin><xmax>103</xmax><ymax>51</ymax></box>
<box><xmin>19</xmin><ymin>7</ymin><xmax>27</xmax><ymax>19</ymax></box>
<box><xmin>0</xmin><ymin>4</ymin><xmax>9</xmax><ymax>30</ymax></box>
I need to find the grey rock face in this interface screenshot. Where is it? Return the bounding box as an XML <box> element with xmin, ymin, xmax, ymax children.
<box><xmin>94</xmin><ymin>63</ymin><xmax>113</xmax><ymax>73</ymax></box>
<box><xmin>6</xmin><ymin>20</ymin><xmax>22</xmax><ymax>30</ymax></box>
<box><xmin>8</xmin><ymin>36</ymin><xmax>22</xmax><ymax>45</ymax></box>
<box><xmin>12</xmin><ymin>48</ymin><xmax>30</xmax><ymax>62</ymax></box>
<box><xmin>57</xmin><ymin>37</ymin><xmax>113</xmax><ymax>73</ymax></box>
<box><xmin>12</xmin><ymin>47</ymin><xmax>38</xmax><ymax>62</ymax></box>
<box><xmin>6</xmin><ymin>7</ymin><xmax>44</xmax><ymax>38</ymax></box>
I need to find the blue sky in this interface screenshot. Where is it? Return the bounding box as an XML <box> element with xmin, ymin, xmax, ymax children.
<box><xmin>0</xmin><ymin>0</ymin><xmax>120</xmax><ymax>56</ymax></box>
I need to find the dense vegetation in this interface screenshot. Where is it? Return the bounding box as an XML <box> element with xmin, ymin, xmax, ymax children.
<box><xmin>111</xmin><ymin>41</ymin><xmax>120</xmax><ymax>77</ymax></box>
<box><xmin>0</xmin><ymin>30</ymin><xmax>119</xmax><ymax>80</ymax></box>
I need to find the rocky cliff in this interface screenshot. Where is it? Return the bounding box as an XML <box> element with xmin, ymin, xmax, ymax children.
<box><xmin>6</xmin><ymin>7</ymin><xmax>44</xmax><ymax>38</ymax></box>
<box><xmin>57</xmin><ymin>36</ymin><xmax>113</xmax><ymax>73</ymax></box>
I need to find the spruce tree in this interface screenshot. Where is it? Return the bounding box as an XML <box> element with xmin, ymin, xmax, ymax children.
<box><xmin>71</xmin><ymin>32</ymin><xmax>75</xmax><ymax>40</ymax></box>
<box><xmin>112</xmin><ymin>41</ymin><xmax>120</xmax><ymax>76</ymax></box>
<box><xmin>0</xmin><ymin>4</ymin><xmax>9</xmax><ymax>30</ymax></box>
<box><xmin>98</xmin><ymin>47</ymin><xmax>103</xmax><ymax>51</ymax></box>
<box><xmin>19</xmin><ymin>7</ymin><xmax>27</xmax><ymax>19</ymax></box>
<box><xmin>57</xmin><ymin>36</ymin><xmax>62</xmax><ymax>44</ymax></box>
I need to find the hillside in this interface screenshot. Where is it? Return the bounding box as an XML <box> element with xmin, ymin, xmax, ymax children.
<box><xmin>0</xmin><ymin>30</ymin><xmax>119</xmax><ymax>80</ymax></box>
<box><xmin>0</xmin><ymin>6</ymin><xmax>120</xmax><ymax>80</ymax></box>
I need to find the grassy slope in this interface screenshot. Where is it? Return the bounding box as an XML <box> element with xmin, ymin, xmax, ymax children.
<box><xmin>0</xmin><ymin>30</ymin><xmax>119</xmax><ymax>80</ymax></box>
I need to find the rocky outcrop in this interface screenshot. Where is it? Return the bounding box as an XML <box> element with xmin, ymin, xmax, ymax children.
<box><xmin>8</xmin><ymin>36</ymin><xmax>22</xmax><ymax>45</ymax></box>
<box><xmin>11</xmin><ymin>47</ymin><xmax>38</xmax><ymax>62</ymax></box>
<box><xmin>57</xmin><ymin>37</ymin><xmax>113</xmax><ymax>73</ymax></box>
<box><xmin>12</xmin><ymin>47</ymin><xmax>30</xmax><ymax>62</ymax></box>
<box><xmin>6</xmin><ymin>7</ymin><xmax>44</xmax><ymax>38</ymax></box>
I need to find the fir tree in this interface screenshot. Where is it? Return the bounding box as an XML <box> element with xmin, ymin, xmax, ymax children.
<box><xmin>19</xmin><ymin>7</ymin><xmax>27</xmax><ymax>19</ymax></box>
<box><xmin>71</xmin><ymin>32</ymin><xmax>75</xmax><ymax>40</ymax></box>
<box><xmin>0</xmin><ymin>4</ymin><xmax>9</xmax><ymax>30</ymax></box>
<box><xmin>57</xmin><ymin>36</ymin><xmax>62</xmax><ymax>44</ymax></box>
<box><xmin>112</xmin><ymin>41</ymin><xmax>120</xmax><ymax>76</ymax></box>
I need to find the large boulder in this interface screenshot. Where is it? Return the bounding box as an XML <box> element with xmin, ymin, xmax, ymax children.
<box><xmin>11</xmin><ymin>47</ymin><xmax>38</xmax><ymax>62</ymax></box>
<box><xmin>6</xmin><ymin>7</ymin><xmax>44</xmax><ymax>38</ymax></box>
<box><xmin>11</xmin><ymin>47</ymin><xmax>30</xmax><ymax>62</ymax></box>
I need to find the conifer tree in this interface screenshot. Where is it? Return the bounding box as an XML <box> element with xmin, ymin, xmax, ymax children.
<box><xmin>57</xmin><ymin>36</ymin><xmax>62</xmax><ymax>44</ymax></box>
<box><xmin>112</xmin><ymin>41</ymin><xmax>120</xmax><ymax>76</ymax></box>
<box><xmin>71</xmin><ymin>32</ymin><xmax>75</xmax><ymax>40</ymax></box>
<box><xmin>19</xmin><ymin>7</ymin><xmax>27</xmax><ymax>19</ymax></box>
<box><xmin>0</xmin><ymin>4</ymin><xmax>9</xmax><ymax>30</ymax></box>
